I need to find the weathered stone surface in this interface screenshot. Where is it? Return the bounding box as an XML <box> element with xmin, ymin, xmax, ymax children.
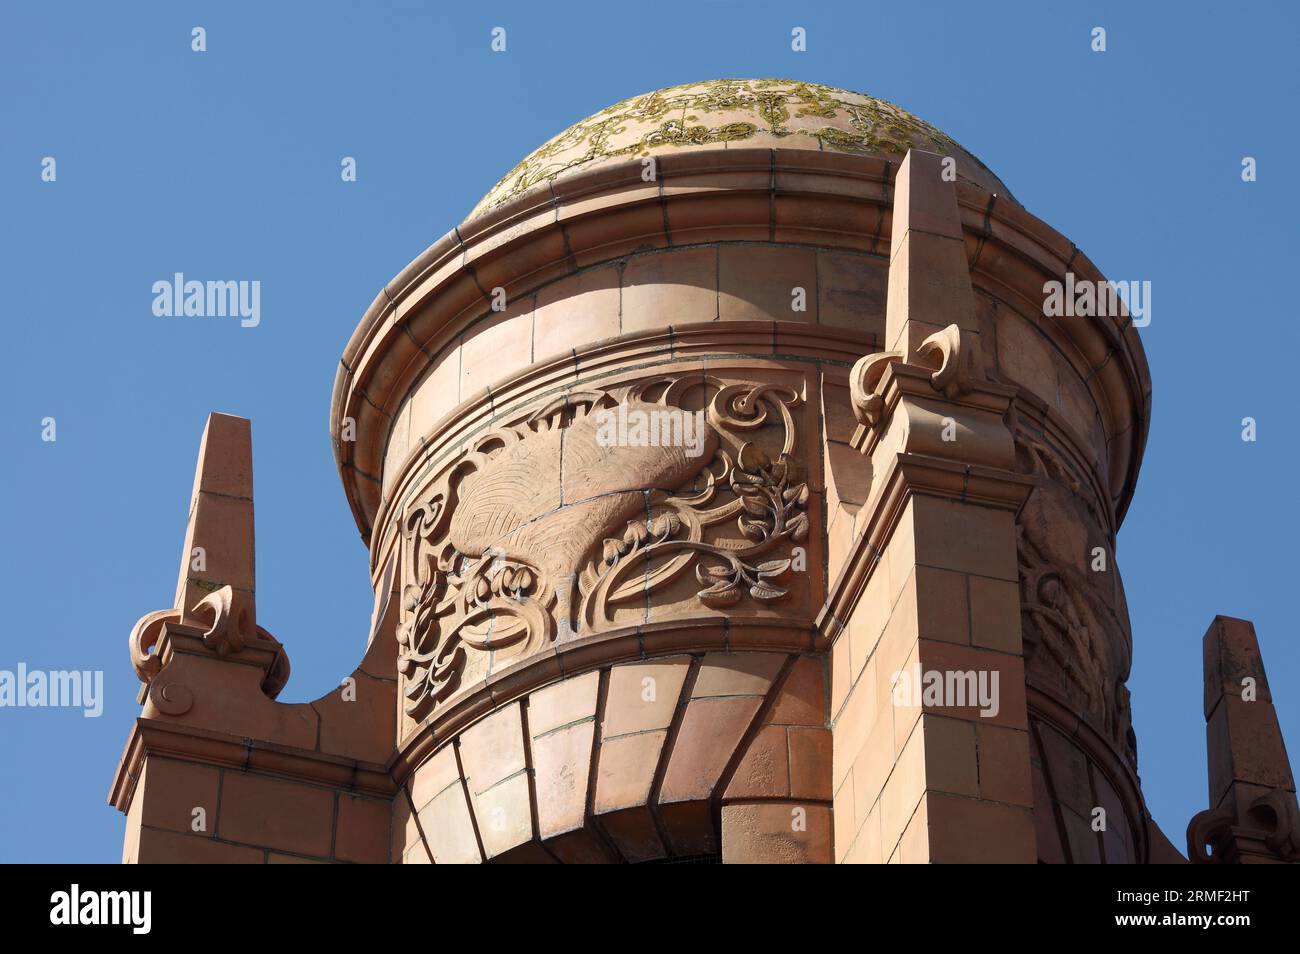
<box><xmin>113</xmin><ymin>78</ymin><xmax>1272</xmax><ymax>869</ymax></box>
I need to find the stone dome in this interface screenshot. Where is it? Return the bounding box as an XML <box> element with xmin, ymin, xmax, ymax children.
<box><xmin>471</xmin><ymin>78</ymin><xmax>1015</xmax><ymax>216</ymax></box>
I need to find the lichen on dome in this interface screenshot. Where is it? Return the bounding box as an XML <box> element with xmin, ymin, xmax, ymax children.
<box><xmin>471</xmin><ymin>78</ymin><xmax>1013</xmax><ymax>216</ymax></box>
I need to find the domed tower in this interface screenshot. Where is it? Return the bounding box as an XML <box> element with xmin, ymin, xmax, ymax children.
<box><xmin>112</xmin><ymin>80</ymin><xmax>1296</xmax><ymax>864</ymax></box>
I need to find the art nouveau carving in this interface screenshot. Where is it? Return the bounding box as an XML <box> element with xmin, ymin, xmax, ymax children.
<box><xmin>1014</xmin><ymin>427</ymin><xmax>1136</xmax><ymax>765</ymax></box>
<box><xmin>580</xmin><ymin>425</ymin><xmax>809</xmax><ymax>630</ymax></box>
<box><xmin>396</xmin><ymin>374</ymin><xmax>809</xmax><ymax>721</ymax></box>
<box><xmin>129</xmin><ymin>608</ymin><xmax>180</xmax><ymax>684</ymax></box>
<box><xmin>848</xmin><ymin>351</ymin><xmax>902</xmax><ymax>429</ymax></box>
<box><xmin>916</xmin><ymin>322</ymin><xmax>982</xmax><ymax>400</ymax></box>
<box><xmin>192</xmin><ymin>586</ymin><xmax>257</xmax><ymax>656</ymax></box>
<box><xmin>127</xmin><ymin>584</ymin><xmax>290</xmax><ymax>702</ymax></box>
<box><xmin>849</xmin><ymin>323</ymin><xmax>985</xmax><ymax>438</ymax></box>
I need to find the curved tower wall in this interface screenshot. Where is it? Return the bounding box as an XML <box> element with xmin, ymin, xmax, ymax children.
<box><xmin>115</xmin><ymin>80</ymin><xmax>1194</xmax><ymax>865</ymax></box>
<box><xmin>334</xmin><ymin>110</ymin><xmax>1149</xmax><ymax>861</ymax></box>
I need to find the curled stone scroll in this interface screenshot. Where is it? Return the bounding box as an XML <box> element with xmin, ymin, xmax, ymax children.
<box><xmin>395</xmin><ymin>374</ymin><xmax>808</xmax><ymax>721</ymax></box>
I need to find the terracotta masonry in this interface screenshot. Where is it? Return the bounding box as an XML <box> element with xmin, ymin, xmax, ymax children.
<box><xmin>827</xmin><ymin>149</ymin><xmax>1036</xmax><ymax>862</ymax></box>
<box><xmin>110</xmin><ymin>79</ymin><xmax>1296</xmax><ymax>863</ymax></box>
<box><xmin>1187</xmin><ymin>617</ymin><xmax>1299</xmax><ymax>863</ymax></box>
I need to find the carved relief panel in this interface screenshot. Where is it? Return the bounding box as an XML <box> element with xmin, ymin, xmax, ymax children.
<box><xmin>393</xmin><ymin>369</ymin><xmax>819</xmax><ymax>730</ymax></box>
<box><xmin>1012</xmin><ymin>413</ymin><xmax>1137</xmax><ymax>766</ymax></box>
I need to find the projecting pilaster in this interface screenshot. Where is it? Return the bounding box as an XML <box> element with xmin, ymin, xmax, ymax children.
<box><xmin>825</xmin><ymin>149</ymin><xmax>1037</xmax><ymax>863</ymax></box>
<box><xmin>883</xmin><ymin>149</ymin><xmax>982</xmax><ymax>363</ymax></box>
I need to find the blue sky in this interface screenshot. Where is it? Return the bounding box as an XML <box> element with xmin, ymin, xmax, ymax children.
<box><xmin>2</xmin><ymin>1</ymin><xmax>1297</xmax><ymax>862</ymax></box>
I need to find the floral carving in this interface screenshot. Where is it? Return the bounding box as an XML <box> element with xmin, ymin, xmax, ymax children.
<box><xmin>580</xmin><ymin>410</ymin><xmax>809</xmax><ymax>630</ymax></box>
<box><xmin>474</xmin><ymin>79</ymin><xmax>1002</xmax><ymax>214</ymax></box>
<box><xmin>395</xmin><ymin>375</ymin><xmax>808</xmax><ymax>721</ymax></box>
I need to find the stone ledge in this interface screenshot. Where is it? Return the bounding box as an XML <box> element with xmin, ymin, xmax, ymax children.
<box><xmin>331</xmin><ymin>148</ymin><xmax>1150</xmax><ymax>547</ymax></box>
<box><xmin>109</xmin><ymin>717</ymin><xmax>397</xmax><ymax>816</ymax></box>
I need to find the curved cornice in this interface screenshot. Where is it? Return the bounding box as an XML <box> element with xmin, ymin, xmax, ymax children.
<box><xmin>331</xmin><ymin>148</ymin><xmax>1151</xmax><ymax>546</ymax></box>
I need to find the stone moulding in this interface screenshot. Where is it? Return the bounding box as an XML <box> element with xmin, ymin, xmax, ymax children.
<box><xmin>367</xmin><ymin>325</ymin><xmax>865</xmax><ymax>583</ymax></box>
<box><xmin>387</xmin><ymin>616</ymin><xmax>816</xmax><ymax>789</ymax></box>
<box><xmin>849</xmin><ymin>353</ymin><xmax>1018</xmax><ymax>462</ymax></box>
<box><xmin>393</xmin><ymin>371</ymin><xmax>814</xmax><ymax>724</ymax></box>
<box><xmin>115</xmin><ymin>76</ymin><xmax>1248</xmax><ymax>864</ymax></box>
<box><xmin>835</xmin><ymin>323</ymin><xmax>1141</xmax><ymax>770</ymax></box>
<box><xmin>817</xmin><ymin>348</ymin><xmax>1151</xmax><ymax>860</ymax></box>
<box><xmin>129</xmin><ymin>597</ymin><xmax>290</xmax><ymax>704</ymax></box>
<box><xmin>331</xmin><ymin>148</ymin><xmax>1150</xmax><ymax>557</ymax></box>
<box><xmin>109</xmin><ymin>718</ymin><xmax>396</xmax><ymax>815</ymax></box>
<box><xmin>1009</xmin><ymin>388</ymin><xmax>1115</xmax><ymax>539</ymax></box>
<box><xmin>815</xmin><ymin>450</ymin><xmax>1035</xmax><ymax>650</ymax></box>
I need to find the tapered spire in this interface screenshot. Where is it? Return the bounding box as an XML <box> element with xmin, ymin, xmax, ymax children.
<box><xmin>1188</xmin><ymin>616</ymin><xmax>1299</xmax><ymax>863</ymax></box>
<box><xmin>173</xmin><ymin>412</ymin><xmax>256</xmax><ymax>623</ymax></box>
<box><xmin>884</xmin><ymin>149</ymin><xmax>980</xmax><ymax>363</ymax></box>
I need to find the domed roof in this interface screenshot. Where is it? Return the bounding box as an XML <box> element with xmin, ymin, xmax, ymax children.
<box><xmin>472</xmin><ymin>78</ymin><xmax>1014</xmax><ymax>216</ymax></box>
